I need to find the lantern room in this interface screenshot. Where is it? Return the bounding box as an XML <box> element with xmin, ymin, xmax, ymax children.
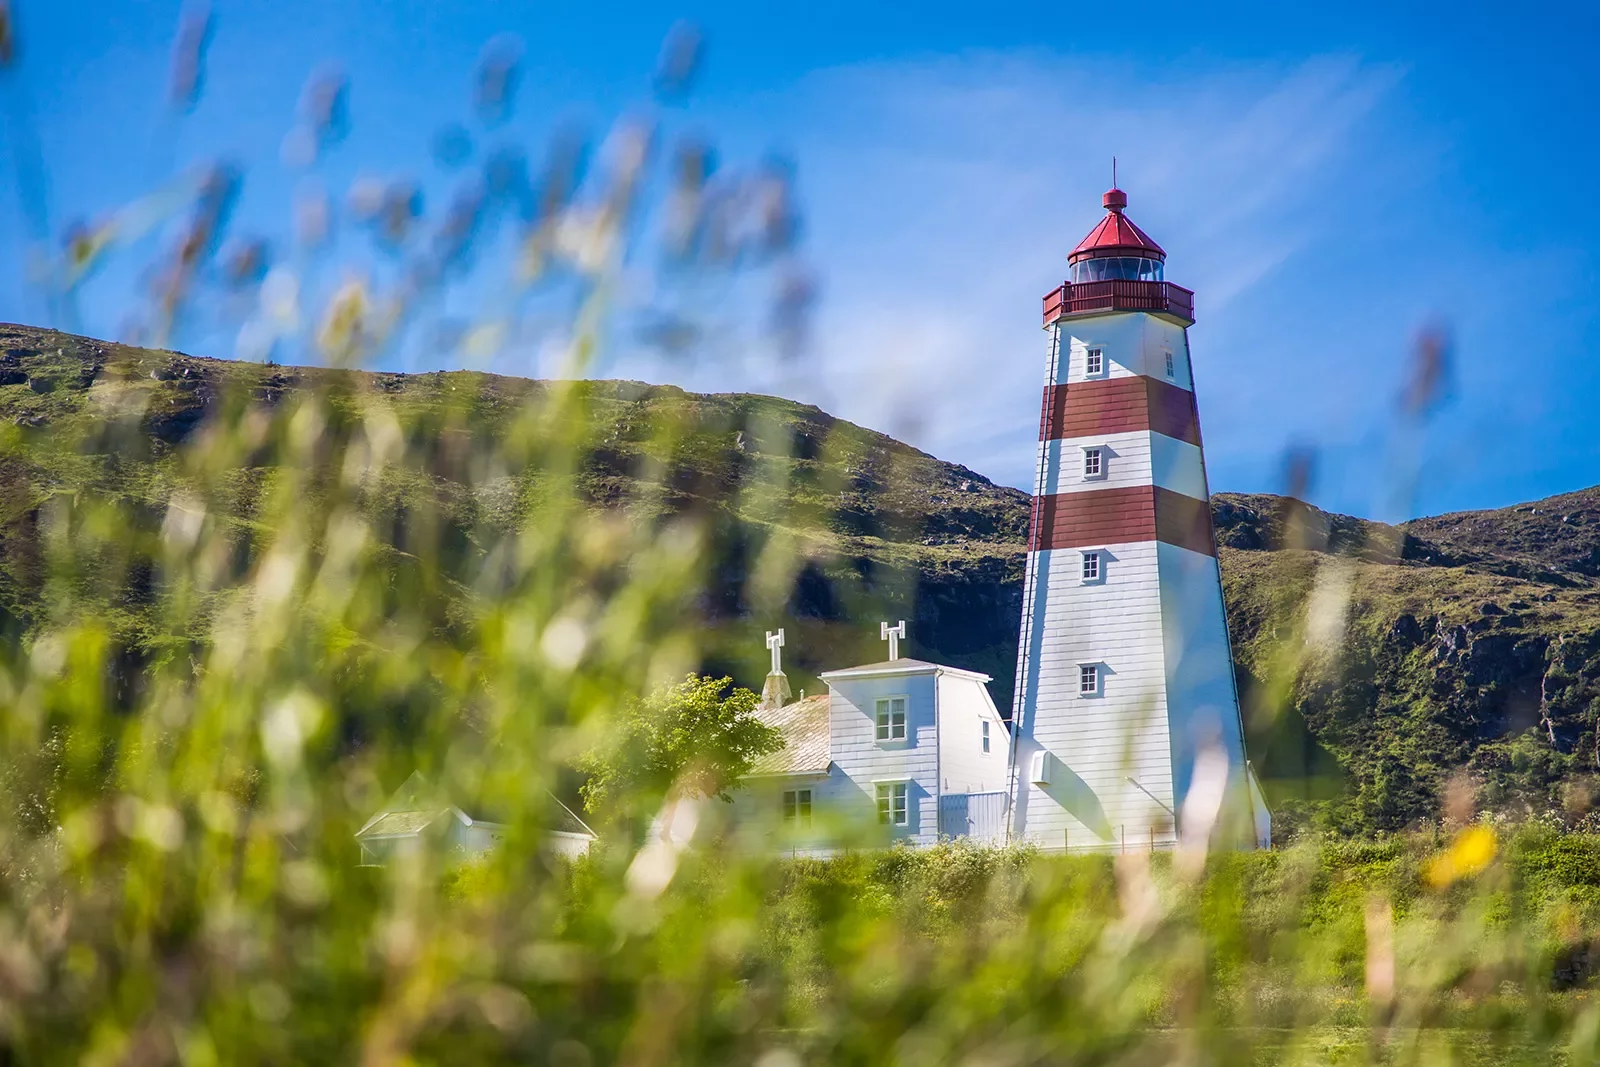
<box><xmin>1067</xmin><ymin>188</ymin><xmax>1166</xmax><ymax>283</ymax></box>
<box><xmin>1043</xmin><ymin>187</ymin><xmax>1193</xmax><ymax>327</ymax></box>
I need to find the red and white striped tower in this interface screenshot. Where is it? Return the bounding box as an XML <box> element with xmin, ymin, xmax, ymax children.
<box><xmin>1007</xmin><ymin>186</ymin><xmax>1268</xmax><ymax>851</ymax></box>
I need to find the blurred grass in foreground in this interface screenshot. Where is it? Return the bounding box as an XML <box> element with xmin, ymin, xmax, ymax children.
<box><xmin>4</xmin><ymin>8</ymin><xmax>1600</xmax><ymax>1065</ymax></box>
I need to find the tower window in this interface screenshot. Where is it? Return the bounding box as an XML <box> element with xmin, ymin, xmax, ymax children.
<box><xmin>1082</xmin><ymin>551</ymin><xmax>1101</xmax><ymax>581</ymax></box>
<box><xmin>1079</xmin><ymin>664</ymin><xmax>1100</xmax><ymax>695</ymax></box>
<box><xmin>875</xmin><ymin>696</ymin><xmax>907</xmax><ymax>741</ymax></box>
<box><xmin>782</xmin><ymin>789</ymin><xmax>813</xmax><ymax>827</ymax></box>
<box><xmin>982</xmin><ymin>720</ymin><xmax>991</xmax><ymax>753</ymax></box>
<box><xmin>1082</xmin><ymin>447</ymin><xmax>1103</xmax><ymax>479</ymax></box>
<box><xmin>876</xmin><ymin>782</ymin><xmax>908</xmax><ymax>826</ymax></box>
<box><xmin>1164</xmin><ymin>350</ymin><xmax>1175</xmax><ymax>378</ymax></box>
<box><xmin>1085</xmin><ymin>347</ymin><xmax>1104</xmax><ymax>376</ymax></box>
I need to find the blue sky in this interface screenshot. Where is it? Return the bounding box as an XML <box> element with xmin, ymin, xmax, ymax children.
<box><xmin>3</xmin><ymin>1</ymin><xmax>1597</xmax><ymax>520</ymax></box>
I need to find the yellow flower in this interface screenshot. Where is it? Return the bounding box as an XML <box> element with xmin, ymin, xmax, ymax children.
<box><xmin>1426</xmin><ymin>825</ymin><xmax>1497</xmax><ymax>888</ymax></box>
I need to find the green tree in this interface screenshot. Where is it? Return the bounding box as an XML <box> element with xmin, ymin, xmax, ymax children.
<box><xmin>578</xmin><ymin>673</ymin><xmax>783</xmax><ymax>819</ymax></box>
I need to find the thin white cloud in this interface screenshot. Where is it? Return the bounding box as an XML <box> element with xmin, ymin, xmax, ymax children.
<box><xmin>746</xmin><ymin>50</ymin><xmax>1410</xmax><ymax>491</ymax></box>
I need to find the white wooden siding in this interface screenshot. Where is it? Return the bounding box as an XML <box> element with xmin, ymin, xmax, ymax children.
<box><xmin>726</xmin><ymin>766</ymin><xmax>873</xmax><ymax>855</ymax></box>
<box><xmin>1037</xmin><ymin>431</ymin><xmax>1208</xmax><ymax>501</ymax></box>
<box><xmin>1157</xmin><ymin>542</ymin><xmax>1255</xmax><ymax>838</ymax></box>
<box><xmin>1012</xmin><ymin>538</ymin><xmax>1178</xmax><ymax>850</ymax></box>
<box><xmin>935</xmin><ymin>674</ymin><xmax>1007</xmax><ymax>795</ymax></box>
<box><xmin>828</xmin><ymin>671</ymin><xmax>940</xmax><ymax>846</ymax></box>
<box><xmin>1059</xmin><ymin>313</ymin><xmax>1192</xmax><ymax>388</ymax></box>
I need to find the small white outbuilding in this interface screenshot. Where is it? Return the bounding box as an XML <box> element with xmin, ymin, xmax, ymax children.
<box><xmin>355</xmin><ymin>771</ymin><xmax>597</xmax><ymax>865</ymax></box>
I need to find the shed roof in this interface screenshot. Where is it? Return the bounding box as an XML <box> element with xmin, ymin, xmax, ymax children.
<box><xmin>355</xmin><ymin>771</ymin><xmax>597</xmax><ymax>841</ymax></box>
<box><xmin>359</xmin><ymin>809</ymin><xmax>451</xmax><ymax>838</ymax></box>
<box><xmin>549</xmin><ymin>797</ymin><xmax>598</xmax><ymax>839</ymax></box>
<box><xmin>748</xmin><ymin>693</ymin><xmax>831</xmax><ymax>776</ymax></box>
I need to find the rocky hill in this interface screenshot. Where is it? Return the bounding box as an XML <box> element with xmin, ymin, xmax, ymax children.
<box><xmin>3</xmin><ymin>322</ymin><xmax>1598</xmax><ymax>836</ymax></box>
<box><xmin>1212</xmin><ymin>494</ymin><xmax>1600</xmax><ymax>834</ymax></box>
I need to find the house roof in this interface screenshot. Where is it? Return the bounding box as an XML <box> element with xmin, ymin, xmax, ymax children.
<box><xmin>749</xmin><ymin>693</ymin><xmax>831</xmax><ymax>775</ymax></box>
<box><xmin>1068</xmin><ymin>188</ymin><xmax>1166</xmax><ymax>265</ymax></box>
<box><xmin>820</xmin><ymin>659</ymin><xmax>992</xmax><ymax>683</ymax></box>
<box><xmin>823</xmin><ymin>657</ymin><xmax>937</xmax><ymax>675</ymax></box>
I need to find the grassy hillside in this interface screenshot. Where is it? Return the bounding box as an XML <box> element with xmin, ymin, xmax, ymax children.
<box><xmin>0</xmin><ymin>322</ymin><xmax>1029</xmax><ymax>705</ymax></box>
<box><xmin>4</xmin><ymin>322</ymin><xmax>1599</xmax><ymax>836</ymax></box>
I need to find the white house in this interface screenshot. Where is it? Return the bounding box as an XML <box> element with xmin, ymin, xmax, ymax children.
<box><xmin>730</xmin><ymin>624</ymin><xmax>1011</xmax><ymax>853</ymax></box>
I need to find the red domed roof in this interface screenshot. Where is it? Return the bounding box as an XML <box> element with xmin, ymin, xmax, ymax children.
<box><xmin>1068</xmin><ymin>188</ymin><xmax>1165</xmax><ymax>265</ymax></box>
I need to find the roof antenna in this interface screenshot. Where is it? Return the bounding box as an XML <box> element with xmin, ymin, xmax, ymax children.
<box><xmin>1112</xmin><ymin>156</ymin><xmax>1118</xmax><ymax>190</ymax></box>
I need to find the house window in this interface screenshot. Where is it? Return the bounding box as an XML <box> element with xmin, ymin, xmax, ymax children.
<box><xmin>1083</xmin><ymin>447</ymin><xmax>1103</xmax><ymax>479</ymax></box>
<box><xmin>875</xmin><ymin>696</ymin><xmax>907</xmax><ymax>742</ymax></box>
<box><xmin>982</xmin><ymin>720</ymin><xmax>991</xmax><ymax>753</ymax></box>
<box><xmin>1082</xmin><ymin>551</ymin><xmax>1101</xmax><ymax>581</ymax></box>
<box><xmin>782</xmin><ymin>789</ymin><xmax>812</xmax><ymax>827</ymax></box>
<box><xmin>1164</xmin><ymin>350</ymin><xmax>1175</xmax><ymax>378</ymax></box>
<box><xmin>1085</xmin><ymin>347</ymin><xmax>1104</xmax><ymax>376</ymax></box>
<box><xmin>1079</xmin><ymin>664</ymin><xmax>1099</xmax><ymax>695</ymax></box>
<box><xmin>876</xmin><ymin>782</ymin><xmax>908</xmax><ymax>826</ymax></box>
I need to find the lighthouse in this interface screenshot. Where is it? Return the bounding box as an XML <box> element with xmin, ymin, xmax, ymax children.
<box><xmin>1007</xmin><ymin>186</ymin><xmax>1269</xmax><ymax>851</ymax></box>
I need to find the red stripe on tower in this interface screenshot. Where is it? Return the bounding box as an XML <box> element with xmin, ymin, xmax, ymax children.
<box><xmin>1038</xmin><ymin>376</ymin><xmax>1203</xmax><ymax>446</ymax></box>
<box><xmin>1028</xmin><ymin>485</ymin><xmax>1217</xmax><ymax>556</ymax></box>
